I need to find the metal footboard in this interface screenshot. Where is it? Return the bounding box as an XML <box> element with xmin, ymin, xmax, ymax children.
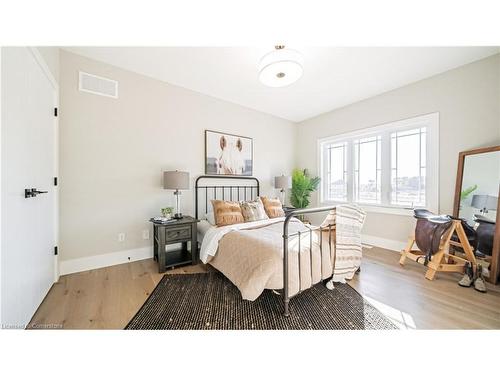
<box><xmin>282</xmin><ymin>206</ymin><xmax>337</xmax><ymax>317</ymax></box>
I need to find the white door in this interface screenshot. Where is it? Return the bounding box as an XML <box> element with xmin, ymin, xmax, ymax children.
<box><xmin>1</xmin><ymin>47</ymin><xmax>57</xmax><ymax>328</ymax></box>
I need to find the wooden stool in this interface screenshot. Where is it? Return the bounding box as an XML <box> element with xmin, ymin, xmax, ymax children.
<box><xmin>399</xmin><ymin>219</ymin><xmax>477</xmax><ymax>280</ymax></box>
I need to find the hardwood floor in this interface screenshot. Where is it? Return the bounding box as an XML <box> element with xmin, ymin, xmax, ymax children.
<box><xmin>29</xmin><ymin>247</ymin><xmax>500</xmax><ymax>329</ymax></box>
<box><xmin>351</xmin><ymin>248</ymin><xmax>500</xmax><ymax>329</ymax></box>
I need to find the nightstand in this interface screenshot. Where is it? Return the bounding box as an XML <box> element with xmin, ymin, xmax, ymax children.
<box><xmin>150</xmin><ymin>216</ymin><xmax>199</xmax><ymax>273</ymax></box>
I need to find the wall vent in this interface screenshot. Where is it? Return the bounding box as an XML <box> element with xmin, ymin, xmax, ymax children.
<box><xmin>78</xmin><ymin>71</ymin><xmax>118</xmax><ymax>99</ymax></box>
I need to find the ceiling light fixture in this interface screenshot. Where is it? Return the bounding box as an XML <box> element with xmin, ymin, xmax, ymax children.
<box><xmin>258</xmin><ymin>45</ymin><xmax>304</xmax><ymax>88</ymax></box>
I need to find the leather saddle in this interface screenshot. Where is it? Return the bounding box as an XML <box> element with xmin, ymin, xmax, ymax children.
<box><xmin>413</xmin><ymin>209</ymin><xmax>453</xmax><ymax>265</ymax></box>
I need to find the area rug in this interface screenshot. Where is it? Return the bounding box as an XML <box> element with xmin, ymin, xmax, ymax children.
<box><xmin>125</xmin><ymin>272</ymin><xmax>397</xmax><ymax>330</ymax></box>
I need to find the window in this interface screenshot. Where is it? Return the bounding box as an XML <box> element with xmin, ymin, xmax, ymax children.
<box><xmin>354</xmin><ymin>136</ymin><xmax>381</xmax><ymax>204</ymax></box>
<box><xmin>324</xmin><ymin>142</ymin><xmax>347</xmax><ymax>201</ymax></box>
<box><xmin>319</xmin><ymin>113</ymin><xmax>439</xmax><ymax>214</ymax></box>
<box><xmin>391</xmin><ymin>128</ymin><xmax>426</xmax><ymax>207</ymax></box>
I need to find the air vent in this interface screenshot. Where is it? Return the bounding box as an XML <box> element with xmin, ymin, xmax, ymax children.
<box><xmin>78</xmin><ymin>71</ymin><xmax>118</xmax><ymax>99</ymax></box>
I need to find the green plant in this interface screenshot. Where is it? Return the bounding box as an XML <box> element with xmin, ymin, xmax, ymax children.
<box><xmin>161</xmin><ymin>207</ymin><xmax>174</xmax><ymax>217</ymax></box>
<box><xmin>460</xmin><ymin>185</ymin><xmax>477</xmax><ymax>201</ymax></box>
<box><xmin>290</xmin><ymin>168</ymin><xmax>321</xmax><ymax>209</ymax></box>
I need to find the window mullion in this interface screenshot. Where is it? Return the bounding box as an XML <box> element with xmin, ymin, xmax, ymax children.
<box><xmin>322</xmin><ymin>145</ymin><xmax>328</xmax><ymax>202</ymax></box>
<box><xmin>346</xmin><ymin>140</ymin><xmax>354</xmax><ymax>203</ymax></box>
<box><xmin>380</xmin><ymin>132</ymin><xmax>391</xmax><ymax>206</ymax></box>
<box><xmin>418</xmin><ymin>128</ymin><xmax>422</xmax><ymax>206</ymax></box>
<box><xmin>327</xmin><ymin>146</ymin><xmax>331</xmax><ymax>200</ymax></box>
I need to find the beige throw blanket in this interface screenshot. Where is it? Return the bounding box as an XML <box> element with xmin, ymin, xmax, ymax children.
<box><xmin>326</xmin><ymin>204</ymin><xmax>366</xmax><ymax>286</ymax></box>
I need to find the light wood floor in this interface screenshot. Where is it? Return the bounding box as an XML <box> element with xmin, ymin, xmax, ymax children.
<box><xmin>29</xmin><ymin>247</ymin><xmax>500</xmax><ymax>329</ymax></box>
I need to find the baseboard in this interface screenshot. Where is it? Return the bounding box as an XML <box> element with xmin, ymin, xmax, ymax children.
<box><xmin>59</xmin><ymin>247</ymin><xmax>153</xmax><ymax>276</ymax></box>
<box><xmin>361</xmin><ymin>234</ymin><xmax>407</xmax><ymax>252</ymax></box>
<box><xmin>59</xmin><ymin>236</ymin><xmax>406</xmax><ymax>275</ymax></box>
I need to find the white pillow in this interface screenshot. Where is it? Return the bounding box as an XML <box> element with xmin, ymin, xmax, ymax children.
<box><xmin>204</xmin><ymin>211</ymin><xmax>216</xmax><ymax>226</ymax></box>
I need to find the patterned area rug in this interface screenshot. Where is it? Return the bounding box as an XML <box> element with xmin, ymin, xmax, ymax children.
<box><xmin>126</xmin><ymin>272</ymin><xmax>397</xmax><ymax>330</ymax></box>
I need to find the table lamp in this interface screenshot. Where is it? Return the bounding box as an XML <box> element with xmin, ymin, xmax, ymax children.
<box><xmin>274</xmin><ymin>175</ymin><xmax>291</xmax><ymax>205</ymax></box>
<box><xmin>163</xmin><ymin>170</ymin><xmax>190</xmax><ymax>219</ymax></box>
<box><xmin>471</xmin><ymin>194</ymin><xmax>498</xmax><ymax>214</ymax></box>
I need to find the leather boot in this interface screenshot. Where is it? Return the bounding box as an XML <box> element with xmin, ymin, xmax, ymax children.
<box><xmin>474</xmin><ymin>264</ymin><xmax>487</xmax><ymax>293</ymax></box>
<box><xmin>458</xmin><ymin>262</ymin><xmax>474</xmax><ymax>287</ymax></box>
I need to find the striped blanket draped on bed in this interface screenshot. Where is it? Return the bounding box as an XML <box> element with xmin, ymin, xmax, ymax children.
<box><xmin>326</xmin><ymin>204</ymin><xmax>366</xmax><ymax>287</ymax></box>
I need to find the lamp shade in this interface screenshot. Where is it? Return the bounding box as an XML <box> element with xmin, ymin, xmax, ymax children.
<box><xmin>471</xmin><ymin>194</ymin><xmax>498</xmax><ymax>210</ymax></box>
<box><xmin>274</xmin><ymin>175</ymin><xmax>292</xmax><ymax>189</ymax></box>
<box><xmin>163</xmin><ymin>171</ymin><xmax>189</xmax><ymax>190</ymax></box>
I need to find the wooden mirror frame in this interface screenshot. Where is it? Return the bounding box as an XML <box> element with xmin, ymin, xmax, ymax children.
<box><xmin>453</xmin><ymin>145</ymin><xmax>500</xmax><ymax>284</ymax></box>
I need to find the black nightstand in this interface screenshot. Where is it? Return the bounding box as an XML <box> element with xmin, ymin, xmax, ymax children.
<box><xmin>150</xmin><ymin>216</ymin><xmax>199</xmax><ymax>273</ymax></box>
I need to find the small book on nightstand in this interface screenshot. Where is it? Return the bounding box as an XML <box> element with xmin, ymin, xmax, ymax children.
<box><xmin>151</xmin><ymin>217</ymin><xmax>176</xmax><ymax>224</ymax></box>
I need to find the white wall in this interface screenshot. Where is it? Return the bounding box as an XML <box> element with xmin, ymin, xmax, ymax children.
<box><xmin>55</xmin><ymin>50</ymin><xmax>500</xmax><ymax>268</ymax></box>
<box><xmin>296</xmin><ymin>53</ymin><xmax>500</xmax><ymax>246</ymax></box>
<box><xmin>36</xmin><ymin>47</ymin><xmax>59</xmax><ymax>84</ymax></box>
<box><xmin>59</xmin><ymin>50</ymin><xmax>296</xmax><ymax>264</ymax></box>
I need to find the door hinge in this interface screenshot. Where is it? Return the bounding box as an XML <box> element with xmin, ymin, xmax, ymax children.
<box><xmin>54</xmin><ymin>107</ymin><xmax>58</xmax><ymax>117</ymax></box>
<box><xmin>54</xmin><ymin>177</ymin><xmax>58</xmax><ymax>186</ymax></box>
<box><xmin>54</xmin><ymin>246</ymin><xmax>58</xmax><ymax>255</ymax></box>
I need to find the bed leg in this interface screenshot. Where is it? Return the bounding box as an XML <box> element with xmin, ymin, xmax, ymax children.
<box><xmin>283</xmin><ymin>224</ymin><xmax>291</xmax><ymax>317</ymax></box>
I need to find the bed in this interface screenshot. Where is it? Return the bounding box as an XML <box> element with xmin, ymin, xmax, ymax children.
<box><xmin>195</xmin><ymin>175</ymin><xmax>364</xmax><ymax>316</ymax></box>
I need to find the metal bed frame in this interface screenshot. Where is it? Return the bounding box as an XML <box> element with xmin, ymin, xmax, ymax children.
<box><xmin>195</xmin><ymin>175</ymin><xmax>336</xmax><ymax>316</ymax></box>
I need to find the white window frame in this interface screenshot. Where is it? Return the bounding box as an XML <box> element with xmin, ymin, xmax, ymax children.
<box><xmin>317</xmin><ymin>112</ymin><xmax>439</xmax><ymax>216</ymax></box>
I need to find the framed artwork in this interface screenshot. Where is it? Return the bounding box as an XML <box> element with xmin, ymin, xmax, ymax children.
<box><xmin>205</xmin><ymin>130</ymin><xmax>253</xmax><ymax>175</ymax></box>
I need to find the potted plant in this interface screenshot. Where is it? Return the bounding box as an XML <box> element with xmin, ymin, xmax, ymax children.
<box><xmin>290</xmin><ymin>168</ymin><xmax>320</xmax><ymax>222</ymax></box>
<box><xmin>161</xmin><ymin>207</ymin><xmax>174</xmax><ymax>220</ymax></box>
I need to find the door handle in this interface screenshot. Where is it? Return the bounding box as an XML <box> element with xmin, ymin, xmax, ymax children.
<box><xmin>25</xmin><ymin>188</ymin><xmax>48</xmax><ymax>198</ymax></box>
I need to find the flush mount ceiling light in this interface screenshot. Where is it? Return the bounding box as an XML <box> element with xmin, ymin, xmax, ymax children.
<box><xmin>258</xmin><ymin>45</ymin><xmax>304</xmax><ymax>88</ymax></box>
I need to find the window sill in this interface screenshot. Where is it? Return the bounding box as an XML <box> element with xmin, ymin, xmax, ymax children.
<box><xmin>320</xmin><ymin>201</ymin><xmax>419</xmax><ymax>217</ymax></box>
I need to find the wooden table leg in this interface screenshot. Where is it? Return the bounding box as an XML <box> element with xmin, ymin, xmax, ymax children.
<box><xmin>158</xmin><ymin>227</ymin><xmax>166</xmax><ymax>273</ymax></box>
<box><xmin>191</xmin><ymin>223</ymin><xmax>198</xmax><ymax>264</ymax></box>
<box><xmin>153</xmin><ymin>226</ymin><xmax>158</xmax><ymax>261</ymax></box>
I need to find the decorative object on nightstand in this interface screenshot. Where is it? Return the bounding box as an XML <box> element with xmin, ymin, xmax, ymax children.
<box><xmin>163</xmin><ymin>170</ymin><xmax>189</xmax><ymax>219</ymax></box>
<box><xmin>274</xmin><ymin>175</ymin><xmax>291</xmax><ymax>205</ymax></box>
<box><xmin>150</xmin><ymin>216</ymin><xmax>199</xmax><ymax>273</ymax></box>
<box><xmin>161</xmin><ymin>207</ymin><xmax>174</xmax><ymax>220</ymax></box>
<box><xmin>151</xmin><ymin>216</ymin><xmax>176</xmax><ymax>224</ymax></box>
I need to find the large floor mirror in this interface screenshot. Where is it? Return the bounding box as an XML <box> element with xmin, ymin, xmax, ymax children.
<box><xmin>453</xmin><ymin>145</ymin><xmax>500</xmax><ymax>284</ymax></box>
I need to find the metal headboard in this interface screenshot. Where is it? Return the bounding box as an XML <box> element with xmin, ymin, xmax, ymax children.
<box><xmin>195</xmin><ymin>175</ymin><xmax>260</xmax><ymax>219</ymax></box>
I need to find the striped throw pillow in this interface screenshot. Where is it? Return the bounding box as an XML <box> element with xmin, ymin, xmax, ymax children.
<box><xmin>260</xmin><ymin>196</ymin><xmax>285</xmax><ymax>218</ymax></box>
<box><xmin>240</xmin><ymin>199</ymin><xmax>269</xmax><ymax>222</ymax></box>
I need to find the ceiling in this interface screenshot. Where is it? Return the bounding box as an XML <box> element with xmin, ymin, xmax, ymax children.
<box><xmin>64</xmin><ymin>46</ymin><xmax>499</xmax><ymax>122</ymax></box>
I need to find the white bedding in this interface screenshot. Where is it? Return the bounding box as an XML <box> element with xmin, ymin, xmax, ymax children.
<box><xmin>201</xmin><ymin>217</ymin><xmax>332</xmax><ymax>300</ymax></box>
<box><xmin>198</xmin><ymin>205</ymin><xmax>365</xmax><ymax>301</ymax></box>
<box><xmin>197</xmin><ymin>219</ymin><xmax>214</xmax><ymax>243</ymax></box>
<box><xmin>199</xmin><ymin>217</ymin><xmax>286</xmax><ymax>263</ymax></box>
